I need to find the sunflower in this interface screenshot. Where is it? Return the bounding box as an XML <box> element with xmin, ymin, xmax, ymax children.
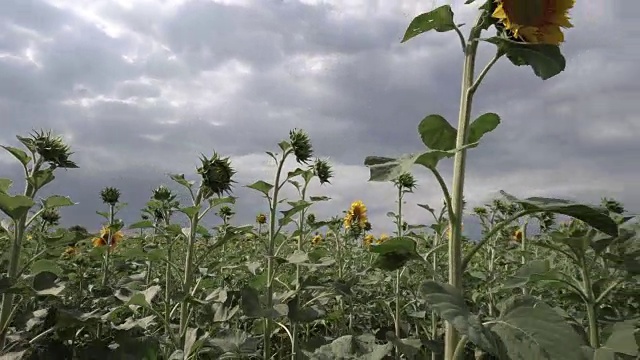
<box><xmin>311</xmin><ymin>233</ymin><xmax>322</xmax><ymax>246</ymax></box>
<box><xmin>92</xmin><ymin>226</ymin><xmax>124</xmax><ymax>248</ymax></box>
<box><xmin>363</xmin><ymin>234</ymin><xmax>375</xmax><ymax>247</ymax></box>
<box><xmin>512</xmin><ymin>229</ymin><xmax>523</xmax><ymax>242</ymax></box>
<box><xmin>375</xmin><ymin>233</ymin><xmax>390</xmax><ymax>245</ymax></box>
<box><xmin>343</xmin><ymin>200</ymin><xmax>368</xmax><ymax>229</ymax></box>
<box><xmin>64</xmin><ymin>246</ymin><xmax>78</xmax><ymax>256</ymax></box>
<box><xmin>492</xmin><ymin>0</ymin><xmax>575</xmax><ymax>45</ymax></box>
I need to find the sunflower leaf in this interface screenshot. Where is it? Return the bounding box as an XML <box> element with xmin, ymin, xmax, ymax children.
<box><xmin>484</xmin><ymin>37</ymin><xmax>566</xmax><ymax>80</ymax></box>
<box><xmin>418</xmin><ymin>114</ymin><xmax>457</xmax><ymax>151</ymax></box>
<box><xmin>402</xmin><ymin>5</ymin><xmax>456</xmax><ymax>43</ymax></box>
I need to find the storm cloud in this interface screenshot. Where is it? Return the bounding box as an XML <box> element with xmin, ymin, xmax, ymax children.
<box><xmin>0</xmin><ymin>0</ymin><xmax>638</xmax><ymax>236</ymax></box>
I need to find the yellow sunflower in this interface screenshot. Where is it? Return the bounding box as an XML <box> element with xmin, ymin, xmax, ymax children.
<box><xmin>92</xmin><ymin>226</ymin><xmax>124</xmax><ymax>248</ymax></box>
<box><xmin>343</xmin><ymin>200</ymin><xmax>368</xmax><ymax>229</ymax></box>
<box><xmin>256</xmin><ymin>213</ymin><xmax>267</xmax><ymax>225</ymax></box>
<box><xmin>512</xmin><ymin>229</ymin><xmax>523</xmax><ymax>242</ymax></box>
<box><xmin>492</xmin><ymin>0</ymin><xmax>575</xmax><ymax>45</ymax></box>
<box><xmin>311</xmin><ymin>233</ymin><xmax>322</xmax><ymax>246</ymax></box>
<box><xmin>375</xmin><ymin>233</ymin><xmax>390</xmax><ymax>245</ymax></box>
<box><xmin>363</xmin><ymin>234</ymin><xmax>375</xmax><ymax>247</ymax></box>
<box><xmin>63</xmin><ymin>246</ymin><xmax>78</xmax><ymax>256</ymax></box>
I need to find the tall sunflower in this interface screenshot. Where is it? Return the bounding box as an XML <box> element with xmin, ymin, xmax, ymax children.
<box><xmin>492</xmin><ymin>0</ymin><xmax>575</xmax><ymax>45</ymax></box>
<box><xmin>343</xmin><ymin>200</ymin><xmax>368</xmax><ymax>229</ymax></box>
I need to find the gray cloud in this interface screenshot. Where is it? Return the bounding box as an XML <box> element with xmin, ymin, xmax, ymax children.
<box><xmin>0</xmin><ymin>0</ymin><xmax>638</xmax><ymax>236</ymax></box>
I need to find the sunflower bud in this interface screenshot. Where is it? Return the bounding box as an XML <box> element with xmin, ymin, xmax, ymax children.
<box><xmin>100</xmin><ymin>187</ymin><xmax>121</xmax><ymax>205</ymax></box>
<box><xmin>17</xmin><ymin>130</ymin><xmax>78</xmax><ymax>169</ymax></box>
<box><xmin>289</xmin><ymin>129</ymin><xmax>313</xmax><ymax>164</ymax></box>
<box><xmin>363</xmin><ymin>221</ymin><xmax>372</xmax><ymax>232</ymax></box>
<box><xmin>394</xmin><ymin>172</ymin><xmax>417</xmax><ymax>191</ymax></box>
<box><xmin>313</xmin><ymin>159</ymin><xmax>333</xmax><ymax>185</ymax></box>
<box><xmin>256</xmin><ymin>213</ymin><xmax>267</xmax><ymax>225</ymax></box>
<box><xmin>141</xmin><ymin>214</ymin><xmax>150</xmax><ymax>221</ymax></box>
<box><xmin>218</xmin><ymin>205</ymin><xmax>234</xmax><ymax>220</ymax></box>
<box><xmin>473</xmin><ymin>207</ymin><xmax>488</xmax><ymax>216</ymax></box>
<box><xmin>41</xmin><ymin>208</ymin><xmax>61</xmax><ymax>226</ymax></box>
<box><xmin>306</xmin><ymin>213</ymin><xmax>316</xmax><ymax>225</ymax></box>
<box><xmin>152</xmin><ymin>185</ymin><xmax>174</xmax><ymax>202</ymax></box>
<box><xmin>197</xmin><ymin>152</ymin><xmax>235</xmax><ymax>198</ymax></box>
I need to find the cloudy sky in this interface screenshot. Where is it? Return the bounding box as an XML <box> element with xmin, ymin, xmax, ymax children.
<box><xmin>0</xmin><ymin>0</ymin><xmax>638</xmax><ymax>236</ymax></box>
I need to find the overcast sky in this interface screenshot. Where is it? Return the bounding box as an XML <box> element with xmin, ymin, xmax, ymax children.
<box><xmin>0</xmin><ymin>0</ymin><xmax>638</xmax><ymax>237</ymax></box>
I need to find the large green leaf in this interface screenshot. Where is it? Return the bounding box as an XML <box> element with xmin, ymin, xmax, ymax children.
<box><xmin>418</xmin><ymin>114</ymin><xmax>456</xmax><ymax>151</ymax></box>
<box><xmin>500</xmin><ymin>191</ymin><xmax>618</xmax><ymax>236</ymax></box>
<box><xmin>601</xmin><ymin>320</ymin><xmax>639</xmax><ymax>357</ymax></box>
<box><xmin>402</xmin><ymin>5</ymin><xmax>456</xmax><ymax>43</ymax></box>
<box><xmin>303</xmin><ymin>334</ymin><xmax>392</xmax><ymax>360</ymax></box>
<box><xmin>43</xmin><ymin>195</ymin><xmax>76</xmax><ymax>208</ymax></box>
<box><xmin>420</xmin><ymin>281</ymin><xmax>499</xmax><ymax>353</ymax></box>
<box><xmin>468</xmin><ymin>113</ymin><xmax>501</xmax><ymax>144</ymax></box>
<box><xmin>246</xmin><ymin>180</ymin><xmax>274</xmax><ymax>196</ymax></box>
<box><xmin>485</xmin><ymin>37</ymin><xmax>566</xmax><ymax>80</ymax></box>
<box><xmin>370</xmin><ymin>237</ymin><xmax>424</xmax><ymax>271</ymax></box>
<box><xmin>487</xmin><ymin>296</ymin><xmax>588</xmax><ymax>360</ymax></box>
<box><xmin>502</xmin><ymin>259</ymin><xmax>572</xmax><ymax>290</ymax></box>
<box><xmin>0</xmin><ymin>192</ymin><xmax>34</xmax><ymax>220</ymax></box>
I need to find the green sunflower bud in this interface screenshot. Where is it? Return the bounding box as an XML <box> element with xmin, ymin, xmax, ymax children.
<box><xmin>218</xmin><ymin>205</ymin><xmax>234</xmax><ymax>220</ymax></box>
<box><xmin>18</xmin><ymin>130</ymin><xmax>78</xmax><ymax>169</ymax></box>
<box><xmin>152</xmin><ymin>185</ymin><xmax>175</xmax><ymax>202</ymax></box>
<box><xmin>256</xmin><ymin>213</ymin><xmax>267</xmax><ymax>225</ymax></box>
<box><xmin>197</xmin><ymin>152</ymin><xmax>236</xmax><ymax>198</ymax></box>
<box><xmin>306</xmin><ymin>213</ymin><xmax>316</xmax><ymax>225</ymax></box>
<box><xmin>394</xmin><ymin>172</ymin><xmax>417</xmax><ymax>191</ymax></box>
<box><xmin>41</xmin><ymin>208</ymin><xmax>61</xmax><ymax>226</ymax></box>
<box><xmin>313</xmin><ymin>159</ymin><xmax>333</xmax><ymax>185</ymax></box>
<box><xmin>289</xmin><ymin>129</ymin><xmax>313</xmax><ymax>164</ymax></box>
<box><xmin>100</xmin><ymin>187</ymin><xmax>121</xmax><ymax>205</ymax></box>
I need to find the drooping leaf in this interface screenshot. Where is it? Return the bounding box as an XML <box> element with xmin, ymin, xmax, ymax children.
<box><xmin>485</xmin><ymin>37</ymin><xmax>566</xmax><ymax>80</ymax></box>
<box><xmin>128</xmin><ymin>220</ymin><xmax>155</xmax><ymax>230</ymax></box>
<box><xmin>303</xmin><ymin>334</ymin><xmax>392</xmax><ymax>360</ymax></box>
<box><xmin>500</xmin><ymin>191</ymin><xmax>618</xmax><ymax>236</ymax></box>
<box><xmin>402</xmin><ymin>5</ymin><xmax>456</xmax><ymax>43</ymax></box>
<box><xmin>370</xmin><ymin>237</ymin><xmax>424</xmax><ymax>271</ymax></box>
<box><xmin>1</xmin><ymin>145</ymin><xmax>31</xmax><ymax>166</ymax></box>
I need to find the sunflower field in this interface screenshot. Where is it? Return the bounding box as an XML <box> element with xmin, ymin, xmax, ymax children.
<box><xmin>1</xmin><ymin>1</ymin><xmax>639</xmax><ymax>360</ymax></box>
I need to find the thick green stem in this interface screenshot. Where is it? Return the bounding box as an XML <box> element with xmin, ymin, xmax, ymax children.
<box><xmin>291</xmin><ymin>184</ymin><xmax>308</xmax><ymax>360</ymax></box>
<box><xmin>445</xmin><ymin>19</ymin><xmax>482</xmax><ymax>359</ymax></box>
<box><xmin>520</xmin><ymin>221</ymin><xmax>529</xmax><ymax>296</ymax></box>
<box><xmin>394</xmin><ymin>187</ymin><xmax>404</xmax><ymax>359</ymax></box>
<box><xmin>101</xmin><ymin>204</ymin><xmax>116</xmax><ymax>286</ymax></box>
<box><xmin>580</xmin><ymin>259</ymin><xmax>600</xmax><ymax>348</ymax></box>
<box><xmin>178</xmin><ymin>190</ymin><xmax>202</xmax><ymax>343</ymax></box>
<box><xmin>0</xmin><ymin>161</ymin><xmax>40</xmax><ymax>346</ymax></box>
<box><xmin>265</xmin><ymin>150</ymin><xmax>289</xmax><ymax>360</ymax></box>
<box><xmin>452</xmin><ymin>335</ymin><xmax>469</xmax><ymax>360</ymax></box>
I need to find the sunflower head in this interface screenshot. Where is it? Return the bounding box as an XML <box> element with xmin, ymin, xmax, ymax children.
<box><xmin>512</xmin><ymin>229</ymin><xmax>523</xmax><ymax>242</ymax></box>
<box><xmin>311</xmin><ymin>233</ymin><xmax>322</xmax><ymax>246</ymax></box>
<box><xmin>289</xmin><ymin>129</ymin><xmax>313</xmax><ymax>164</ymax></box>
<box><xmin>256</xmin><ymin>213</ymin><xmax>267</xmax><ymax>225</ymax></box>
<box><xmin>41</xmin><ymin>208</ymin><xmax>61</xmax><ymax>226</ymax></box>
<box><xmin>376</xmin><ymin>233</ymin><xmax>390</xmax><ymax>245</ymax></box>
<box><xmin>100</xmin><ymin>187</ymin><xmax>121</xmax><ymax>206</ymax></box>
<box><xmin>63</xmin><ymin>246</ymin><xmax>78</xmax><ymax>257</ymax></box>
<box><xmin>17</xmin><ymin>129</ymin><xmax>78</xmax><ymax>169</ymax></box>
<box><xmin>492</xmin><ymin>0</ymin><xmax>575</xmax><ymax>45</ymax></box>
<box><xmin>312</xmin><ymin>158</ymin><xmax>333</xmax><ymax>185</ymax></box>
<box><xmin>92</xmin><ymin>226</ymin><xmax>124</xmax><ymax>248</ymax></box>
<box><xmin>363</xmin><ymin>234</ymin><xmax>375</xmax><ymax>247</ymax></box>
<box><xmin>197</xmin><ymin>152</ymin><xmax>236</xmax><ymax>198</ymax></box>
<box><xmin>343</xmin><ymin>200</ymin><xmax>368</xmax><ymax>229</ymax></box>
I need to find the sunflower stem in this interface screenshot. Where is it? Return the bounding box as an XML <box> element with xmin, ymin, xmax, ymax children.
<box><xmin>444</xmin><ymin>12</ymin><xmax>484</xmax><ymax>360</ymax></box>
